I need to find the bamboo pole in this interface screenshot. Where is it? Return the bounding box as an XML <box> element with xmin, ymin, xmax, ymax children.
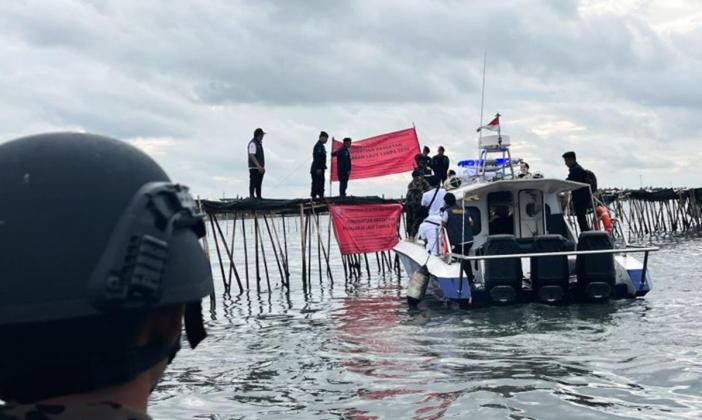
<box><xmin>307</xmin><ymin>214</ymin><xmax>312</xmax><ymax>285</ymax></box>
<box><xmin>282</xmin><ymin>215</ymin><xmax>290</xmax><ymax>279</ymax></box>
<box><xmin>256</xmin><ymin>217</ymin><xmax>271</xmax><ymax>292</ymax></box>
<box><xmin>227</xmin><ymin>212</ymin><xmax>241</xmax><ymax>290</ymax></box>
<box><xmin>299</xmin><ymin>204</ymin><xmax>307</xmax><ymax>289</ymax></box>
<box><xmin>262</xmin><ymin>214</ymin><xmax>285</xmax><ymax>287</ymax></box>
<box><xmin>212</xmin><ymin>213</ymin><xmax>242</xmax><ymax>294</ymax></box>
<box><xmin>254</xmin><ymin>212</ymin><xmax>261</xmax><ymax>293</ymax></box>
<box><xmin>208</xmin><ymin>215</ymin><xmax>228</xmax><ymax>293</ymax></box>
<box><xmin>269</xmin><ymin>214</ymin><xmax>290</xmax><ymax>286</ymax></box>
<box><xmin>310</xmin><ymin>205</ymin><xmax>334</xmax><ymax>281</ymax></box>
<box><xmin>241</xmin><ymin>216</ymin><xmax>250</xmax><ymax>289</ymax></box>
<box><xmin>197</xmin><ymin>198</ymin><xmax>216</xmax><ymax>308</ymax></box>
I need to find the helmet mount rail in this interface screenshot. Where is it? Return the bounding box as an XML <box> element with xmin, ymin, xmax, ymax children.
<box><xmin>90</xmin><ymin>182</ymin><xmax>207</xmax><ymax>312</ymax></box>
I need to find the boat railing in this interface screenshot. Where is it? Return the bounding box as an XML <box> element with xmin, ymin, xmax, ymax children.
<box><xmin>447</xmin><ymin>246</ymin><xmax>658</xmax><ymax>290</ymax></box>
<box><xmin>448</xmin><ymin>246</ymin><xmax>658</xmax><ymax>262</ymax></box>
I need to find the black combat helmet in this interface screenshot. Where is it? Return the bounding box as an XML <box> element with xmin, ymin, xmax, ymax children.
<box><xmin>0</xmin><ymin>132</ymin><xmax>214</xmax><ymax>402</ymax></box>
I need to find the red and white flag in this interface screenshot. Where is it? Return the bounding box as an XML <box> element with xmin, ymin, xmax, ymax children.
<box><xmin>477</xmin><ymin>114</ymin><xmax>500</xmax><ymax>132</ymax></box>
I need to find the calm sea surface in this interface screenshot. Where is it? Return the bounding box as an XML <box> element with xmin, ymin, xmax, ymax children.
<box><xmin>151</xmin><ymin>219</ymin><xmax>702</xmax><ymax>419</ymax></box>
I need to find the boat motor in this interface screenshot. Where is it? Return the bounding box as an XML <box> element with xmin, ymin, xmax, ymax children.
<box><xmin>407</xmin><ymin>264</ymin><xmax>430</xmax><ymax>308</ymax></box>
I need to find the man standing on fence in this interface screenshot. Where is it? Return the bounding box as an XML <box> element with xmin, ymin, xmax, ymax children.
<box><xmin>332</xmin><ymin>137</ymin><xmax>352</xmax><ymax>197</ymax></box>
<box><xmin>310</xmin><ymin>131</ymin><xmax>329</xmax><ymax>199</ymax></box>
<box><xmin>563</xmin><ymin>151</ymin><xmax>595</xmax><ymax>232</ymax></box>
<box><xmin>248</xmin><ymin>127</ymin><xmax>266</xmax><ymax>199</ymax></box>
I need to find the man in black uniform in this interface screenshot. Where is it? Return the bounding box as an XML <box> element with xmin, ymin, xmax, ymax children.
<box><xmin>415</xmin><ymin>146</ymin><xmax>432</xmax><ymax>176</ymax></box>
<box><xmin>0</xmin><ymin>133</ymin><xmax>213</xmax><ymax>420</ymax></box>
<box><xmin>332</xmin><ymin>137</ymin><xmax>352</xmax><ymax>197</ymax></box>
<box><xmin>431</xmin><ymin>146</ymin><xmax>450</xmax><ymax>183</ymax></box>
<box><xmin>563</xmin><ymin>151</ymin><xmax>593</xmax><ymax>232</ymax></box>
<box><xmin>310</xmin><ymin>131</ymin><xmax>329</xmax><ymax>199</ymax></box>
<box><xmin>247</xmin><ymin>127</ymin><xmax>266</xmax><ymax>199</ymax></box>
<box><xmin>441</xmin><ymin>193</ymin><xmax>474</xmax><ymax>281</ymax></box>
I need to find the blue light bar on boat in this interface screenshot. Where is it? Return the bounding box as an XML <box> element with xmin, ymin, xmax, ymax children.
<box><xmin>458</xmin><ymin>158</ymin><xmax>510</xmax><ymax>167</ymax></box>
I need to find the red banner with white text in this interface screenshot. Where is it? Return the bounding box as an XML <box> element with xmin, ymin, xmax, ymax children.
<box><xmin>331</xmin><ymin>127</ymin><xmax>420</xmax><ymax>181</ymax></box>
<box><xmin>330</xmin><ymin>204</ymin><xmax>403</xmax><ymax>255</ymax></box>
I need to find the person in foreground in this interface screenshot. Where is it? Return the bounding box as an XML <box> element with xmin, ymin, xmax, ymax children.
<box><xmin>0</xmin><ymin>133</ymin><xmax>214</xmax><ymax>420</ymax></box>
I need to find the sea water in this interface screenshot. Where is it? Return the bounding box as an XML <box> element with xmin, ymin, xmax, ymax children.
<box><xmin>151</xmin><ymin>219</ymin><xmax>702</xmax><ymax>419</ymax></box>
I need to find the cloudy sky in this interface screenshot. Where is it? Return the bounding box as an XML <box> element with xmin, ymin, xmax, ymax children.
<box><xmin>1</xmin><ymin>0</ymin><xmax>700</xmax><ymax>199</ymax></box>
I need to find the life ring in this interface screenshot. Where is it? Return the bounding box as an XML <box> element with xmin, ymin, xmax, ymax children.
<box><xmin>594</xmin><ymin>206</ymin><xmax>613</xmax><ymax>234</ymax></box>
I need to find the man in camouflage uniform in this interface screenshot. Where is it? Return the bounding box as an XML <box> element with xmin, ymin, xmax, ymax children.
<box><xmin>0</xmin><ymin>133</ymin><xmax>214</xmax><ymax>419</ymax></box>
<box><xmin>405</xmin><ymin>170</ymin><xmax>430</xmax><ymax>241</ymax></box>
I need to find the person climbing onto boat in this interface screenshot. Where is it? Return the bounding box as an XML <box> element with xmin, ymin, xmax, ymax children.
<box><xmin>310</xmin><ymin>131</ymin><xmax>329</xmax><ymax>199</ymax></box>
<box><xmin>562</xmin><ymin>151</ymin><xmax>595</xmax><ymax>232</ymax></box>
<box><xmin>431</xmin><ymin>146</ymin><xmax>450</xmax><ymax>183</ymax></box>
<box><xmin>0</xmin><ymin>132</ymin><xmax>213</xmax><ymax>420</ymax></box>
<box><xmin>331</xmin><ymin>137</ymin><xmax>352</xmax><ymax>197</ymax></box>
<box><xmin>405</xmin><ymin>170</ymin><xmax>430</xmax><ymax>241</ymax></box>
<box><xmin>248</xmin><ymin>127</ymin><xmax>266</xmax><ymax>199</ymax></box>
<box><xmin>441</xmin><ymin>193</ymin><xmax>474</xmax><ymax>281</ymax></box>
<box><xmin>420</xmin><ymin>177</ymin><xmax>447</xmax><ymax>217</ymax></box>
<box><xmin>417</xmin><ymin>214</ymin><xmax>443</xmax><ymax>255</ymax></box>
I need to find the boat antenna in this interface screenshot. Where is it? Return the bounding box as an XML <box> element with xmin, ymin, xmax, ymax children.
<box><xmin>478</xmin><ymin>51</ymin><xmax>487</xmax><ymax>147</ymax></box>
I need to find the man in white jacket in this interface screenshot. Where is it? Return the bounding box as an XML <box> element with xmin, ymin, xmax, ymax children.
<box><xmin>417</xmin><ymin>214</ymin><xmax>443</xmax><ymax>255</ymax></box>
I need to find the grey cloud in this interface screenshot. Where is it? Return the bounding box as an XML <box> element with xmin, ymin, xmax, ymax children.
<box><xmin>0</xmin><ymin>0</ymin><xmax>700</xmax><ymax>198</ymax></box>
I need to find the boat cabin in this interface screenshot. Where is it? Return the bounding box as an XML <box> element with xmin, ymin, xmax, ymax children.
<box><xmin>449</xmin><ymin>178</ymin><xmax>589</xmax><ymax>251</ymax></box>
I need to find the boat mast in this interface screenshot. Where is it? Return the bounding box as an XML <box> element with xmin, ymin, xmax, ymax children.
<box><xmin>478</xmin><ymin>51</ymin><xmax>487</xmax><ymax>151</ymax></box>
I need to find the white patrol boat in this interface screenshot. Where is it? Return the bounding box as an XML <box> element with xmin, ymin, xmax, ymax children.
<box><xmin>394</xmin><ymin>130</ymin><xmax>657</xmax><ymax>308</ymax></box>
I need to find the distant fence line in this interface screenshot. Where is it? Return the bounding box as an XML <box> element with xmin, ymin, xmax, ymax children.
<box><xmin>599</xmin><ymin>187</ymin><xmax>702</xmax><ymax>237</ymax></box>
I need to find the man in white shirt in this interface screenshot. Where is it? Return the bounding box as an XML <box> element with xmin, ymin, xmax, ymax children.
<box><xmin>421</xmin><ymin>180</ymin><xmax>447</xmax><ymax>216</ymax></box>
<box><xmin>417</xmin><ymin>214</ymin><xmax>443</xmax><ymax>255</ymax></box>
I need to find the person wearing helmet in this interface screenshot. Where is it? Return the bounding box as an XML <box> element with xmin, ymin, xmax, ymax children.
<box><xmin>0</xmin><ymin>133</ymin><xmax>214</xmax><ymax>419</ymax></box>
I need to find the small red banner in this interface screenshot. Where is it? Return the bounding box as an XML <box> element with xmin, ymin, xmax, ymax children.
<box><xmin>330</xmin><ymin>204</ymin><xmax>403</xmax><ymax>255</ymax></box>
<box><xmin>331</xmin><ymin>127</ymin><xmax>420</xmax><ymax>181</ymax></box>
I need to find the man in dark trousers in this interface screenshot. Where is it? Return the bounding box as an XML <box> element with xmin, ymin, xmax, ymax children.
<box><xmin>441</xmin><ymin>193</ymin><xmax>474</xmax><ymax>281</ymax></box>
<box><xmin>310</xmin><ymin>131</ymin><xmax>329</xmax><ymax>199</ymax></box>
<box><xmin>247</xmin><ymin>127</ymin><xmax>266</xmax><ymax>199</ymax></box>
<box><xmin>431</xmin><ymin>146</ymin><xmax>450</xmax><ymax>183</ymax></box>
<box><xmin>563</xmin><ymin>151</ymin><xmax>594</xmax><ymax>232</ymax></box>
<box><xmin>332</xmin><ymin>137</ymin><xmax>352</xmax><ymax>196</ymax></box>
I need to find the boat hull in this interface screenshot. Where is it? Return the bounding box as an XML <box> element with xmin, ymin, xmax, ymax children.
<box><xmin>394</xmin><ymin>240</ymin><xmax>652</xmax><ymax>307</ymax></box>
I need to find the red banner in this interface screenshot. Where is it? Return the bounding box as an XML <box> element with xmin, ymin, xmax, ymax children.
<box><xmin>330</xmin><ymin>204</ymin><xmax>403</xmax><ymax>255</ymax></box>
<box><xmin>331</xmin><ymin>127</ymin><xmax>420</xmax><ymax>181</ymax></box>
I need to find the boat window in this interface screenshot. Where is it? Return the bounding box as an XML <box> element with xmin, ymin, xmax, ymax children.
<box><xmin>517</xmin><ymin>189</ymin><xmax>545</xmax><ymax>237</ymax></box>
<box><xmin>487</xmin><ymin>191</ymin><xmax>514</xmax><ymax>235</ymax></box>
<box><xmin>545</xmin><ymin>203</ymin><xmax>569</xmax><ymax>238</ymax></box>
<box><xmin>465</xmin><ymin>206</ymin><xmax>481</xmax><ymax>235</ymax></box>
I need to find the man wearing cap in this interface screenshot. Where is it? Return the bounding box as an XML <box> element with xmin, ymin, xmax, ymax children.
<box><xmin>0</xmin><ymin>133</ymin><xmax>214</xmax><ymax>419</ymax></box>
<box><xmin>331</xmin><ymin>137</ymin><xmax>352</xmax><ymax>197</ymax></box>
<box><xmin>248</xmin><ymin>127</ymin><xmax>266</xmax><ymax>199</ymax></box>
<box><xmin>563</xmin><ymin>151</ymin><xmax>594</xmax><ymax>231</ymax></box>
<box><xmin>310</xmin><ymin>131</ymin><xmax>329</xmax><ymax>199</ymax></box>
